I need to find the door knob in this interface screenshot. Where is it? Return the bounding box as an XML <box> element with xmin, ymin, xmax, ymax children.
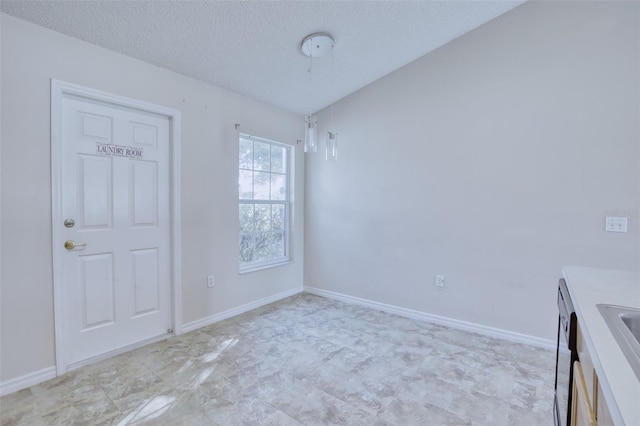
<box><xmin>64</xmin><ymin>240</ymin><xmax>86</xmax><ymax>250</ymax></box>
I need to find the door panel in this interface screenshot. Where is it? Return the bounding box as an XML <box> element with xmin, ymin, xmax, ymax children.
<box><xmin>79</xmin><ymin>112</ymin><xmax>112</xmax><ymax>141</ymax></box>
<box><xmin>131</xmin><ymin>248</ymin><xmax>160</xmax><ymax>316</ymax></box>
<box><xmin>131</xmin><ymin>121</ymin><xmax>158</xmax><ymax>149</ymax></box>
<box><xmin>80</xmin><ymin>253</ymin><xmax>115</xmax><ymax>330</ymax></box>
<box><xmin>79</xmin><ymin>155</ymin><xmax>113</xmax><ymax>228</ymax></box>
<box><xmin>130</xmin><ymin>160</ymin><xmax>158</xmax><ymax>226</ymax></box>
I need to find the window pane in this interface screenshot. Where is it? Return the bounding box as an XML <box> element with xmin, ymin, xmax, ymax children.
<box><xmin>239</xmin><ymin>170</ymin><xmax>253</xmax><ymax>200</ymax></box>
<box><xmin>271</xmin><ymin>145</ymin><xmax>286</xmax><ymax>173</ymax></box>
<box><xmin>272</xmin><ymin>204</ymin><xmax>284</xmax><ymax>231</ymax></box>
<box><xmin>254</xmin><ymin>172</ymin><xmax>270</xmax><ymax>200</ymax></box>
<box><xmin>270</xmin><ymin>174</ymin><xmax>286</xmax><ymax>201</ymax></box>
<box><xmin>240</xmin><ymin>234</ymin><xmax>254</xmax><ymax>264</ymax></box>
<box><xmin>253</xmin><ymin>232</ymin><xmax>272</xmax><ymax>262</ymax></box>
<box><xmin>268</xmin><ymin>231</ymin><xmax>285</xmax><ymax>258</ymax></box>
<box><xmin>239</xmin><ymin>139</ymin><xmax>253</xmax><ymax>169</ymax></box>
<box><xmin>254</xmin><ymin>204</ymin><xmax>271</xmax><ymax>232</ymax></box>
<box><xmin>239</xmin><ymin>204</ymin><xmax>254</xmax><ymax>232</ymax></box>
<box><xmin>253</xmin><ymin>142</ymin><xmax>270</xmax><ymax>171</ymax></box>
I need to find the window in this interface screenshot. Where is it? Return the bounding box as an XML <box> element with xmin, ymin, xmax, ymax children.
<box><xmin>238</xmin><ymin>135</ymin><xmax>291</xmax><ymax>271</ymax></box>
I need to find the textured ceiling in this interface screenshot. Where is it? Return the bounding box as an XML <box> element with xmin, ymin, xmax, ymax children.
<box><xmin>1</xmin><ymin>1</ymin><xmax>524</xmax><ymax>115</ymax></box>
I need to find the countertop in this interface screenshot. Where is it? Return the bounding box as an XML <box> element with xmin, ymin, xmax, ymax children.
<box><xmin>563</xmin><ymin>266</ymin><xmax>640</xmax><ymax>426</ymax></box>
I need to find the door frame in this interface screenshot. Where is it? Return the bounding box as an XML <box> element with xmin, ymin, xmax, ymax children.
<box><xmin>50</xmin><ymin>79</ymin><xmax>182</xmax><ymax>375</ymax></box>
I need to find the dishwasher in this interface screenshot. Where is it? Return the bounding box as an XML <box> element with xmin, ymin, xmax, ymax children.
<box><xmin>553</xmin><ymin>278</ymin><xmax>578</xmax><ymax>426</ymax></box>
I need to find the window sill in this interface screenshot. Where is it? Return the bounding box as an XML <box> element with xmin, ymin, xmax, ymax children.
<box><xmin>239</xmin><ymin>260</ymin><xmax>292</xmax><ymax>275</ymax></box>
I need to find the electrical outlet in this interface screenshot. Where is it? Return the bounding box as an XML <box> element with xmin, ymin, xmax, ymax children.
<box><xmin>605</xmin><ymin>217</ymin><xmax>627</xmax><ymax>233</ymax></box>
<box><xmin>435</xmin><ymin>274</ymin><xmax>445</xmax><ymax>288</ymax></box>
<box><xmin>207</xmin><ymin>275</ymin><xmax>215</xmax><ymax>288</ymax></box>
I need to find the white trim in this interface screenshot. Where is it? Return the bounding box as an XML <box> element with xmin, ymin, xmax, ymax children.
<box><xmin>239</xmin><ymin>259</ymin><xmax>292</xmax><ymax>275</ymax></box>
<box><xmin>304</xmin><ymin>286</ymin><xmax>556</xmax><ymax>350</ymax></box>
<box><xmin>50</xmin><ymin>80</ymin><xmax>66</xmax><ymax>376</ymax></box>
<box><xmin>0</xmin><ymin>366</ymin><xmax>56</xmax><ymax>397</ymax></box>
<box><xmin>169</xmin><ymin>102</ymin><xmax>183</xmax><ymax>336</ymax></box>
<box><xmin>238</xmin><ymin>135</ymin><xmax>292</xmax><ymax>271</ymax></box>
<box><xmin>182</xmin><ymin>287</ymin><xmax>303</xmax><ymax>333</ymax></box>
<box><xmin>0</xmin><ymin>286</ymin><xmax>300</xmax><ymax>396</ymax></box>
<box><xmin>67</xmin><ymin>332</ymin><xmax>172</xmax><ymax>372</ymax></box>
<box><xmin>50</xmin><ymin>80</ymin><xmax>182</xmax><ymax>375</ymax></box>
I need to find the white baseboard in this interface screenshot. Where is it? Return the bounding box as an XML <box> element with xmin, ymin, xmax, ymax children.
<box><xmin>304</xmin><ymin>286</ymin><xmax>555</xmax><ymax>350</ymax></box>
<box><xmin>0</xmin><ymin>366</ymin><xmax>56</xmax><ymax>397</ymax></box>
<box><xmin>1</xmin><ymin>285</ymin><xmax>550</xmax><ymax>398</ymax></box>
<box><xmin>182</xmin><ymin>286</ymin><xmax>303</xmax><ymax>333</ymax></box>
<box><xmin>67</xmin><ymin>332</ymin><xmax>173</xmax><ymax>373</ymax></box>
<box><xmin>0</xmin><ymin>287</ymin><xmax>302</xmax><ymax>397</ymax></box>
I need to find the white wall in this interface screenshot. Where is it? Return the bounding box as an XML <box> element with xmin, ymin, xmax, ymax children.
<box><xmin>305</xmin><ymin>0</ymin><xmax>640</xmax><ymax>341</ymax></box>
<box><xmin>0</xmin><ymin>14</ymin><xmax>304</xmax><ymax>383</ymax></box>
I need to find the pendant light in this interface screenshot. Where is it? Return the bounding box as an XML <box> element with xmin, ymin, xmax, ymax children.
<box><xmin>326</xmin><ymin>131</ymin><xmax>338</xmax><ymax>162</ymax></box>
<box><xmin>304</xmin><ymin>115</ymin><xmax>318</xmax><ymax>153</ymax></box>
<box><xmin>325</xmin><ymin>47</ymin><xmax>338</xmax><ymax>163</ymax></box>
<box><xmin>300</xmin><ymin>33</ymin><xmax>334</xmax><ymax>155</ymax></box>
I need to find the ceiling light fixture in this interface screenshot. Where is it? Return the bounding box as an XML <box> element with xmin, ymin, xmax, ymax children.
<box><xmin>301</xmin><ymin>33</ymin><xmax>335</xmax><ymax>154</ymax></box>
<box><xmin>300</xmin><ymin>33</ymin><xmax>335</xmax><ymax>58</ymax></box>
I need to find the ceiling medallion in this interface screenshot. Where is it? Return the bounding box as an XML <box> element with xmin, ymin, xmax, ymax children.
<box><xmin>300</xmin><ymin>33</ymin><xmax>335</xmax><ymax>58</ymax></box>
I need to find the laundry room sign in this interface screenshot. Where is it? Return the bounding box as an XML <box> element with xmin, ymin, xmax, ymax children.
<box><xmin>96</xmin><ymin>143</ymin><xmax>144</xmax><ymax>159</ymax></box>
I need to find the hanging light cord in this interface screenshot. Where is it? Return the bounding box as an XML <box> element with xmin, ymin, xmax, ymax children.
<box><xmin>330</xmin><ymin>40</ymin><xmax>335</xmax><ymax>129</ymax></box>
<box><xmin>330</xmin><ymin>103</ymin><xmax>334</xmax><ymax>129</ymax></box>
<box><xmin>308</xmin><ymin>48</ymin><xmax>313</xmax><ymax>116</ymax></box>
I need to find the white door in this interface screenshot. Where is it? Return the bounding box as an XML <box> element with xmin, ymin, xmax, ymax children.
<box><xmin>58</xmin><ymin>92</ymin><xmax>172</xmax><ymax>367</ymax></box>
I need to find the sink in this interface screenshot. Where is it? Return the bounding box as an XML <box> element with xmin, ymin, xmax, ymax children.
<box><xmin>598</xmin><ymin>304</ymin><xmax>640</xmax><ymax>380</ymax></box>
<box><xmin>621</xmin><ymin>313</ymin><xmax>640</xmax><ymax>343</ymax></box>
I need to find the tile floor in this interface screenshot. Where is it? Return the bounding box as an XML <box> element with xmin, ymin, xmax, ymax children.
<box><xmin>0</xmin><ymin>293</ymin><xmax>555</xmax><ymax>425</ymax></box>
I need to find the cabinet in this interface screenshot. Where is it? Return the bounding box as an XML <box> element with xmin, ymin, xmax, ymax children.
<box><xmin>573</xmin><ymin>321</ymin><xmax>614</xmax><ymax>426</ymax></box>
<box><xmin>572</xmin><ymin>361</ymin><xmax>596</xmax><ymax>426</ymax></box>
<box><xmin>596</xmin><ymin>381</ymin><xmax>614</xmax><ymax>426</ymax></box>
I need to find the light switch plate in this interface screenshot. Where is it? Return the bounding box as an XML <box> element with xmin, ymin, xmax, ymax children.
<box><xmin>605</xmin><ymin>217</ymin><xmax>627</xmax><ymax>233</ymax></box>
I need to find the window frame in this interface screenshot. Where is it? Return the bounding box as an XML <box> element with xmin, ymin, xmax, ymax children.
<box><xmin>238</xmin><ymin>134</ymin><xmax>291</xmax><ymax>273</ymax></box>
